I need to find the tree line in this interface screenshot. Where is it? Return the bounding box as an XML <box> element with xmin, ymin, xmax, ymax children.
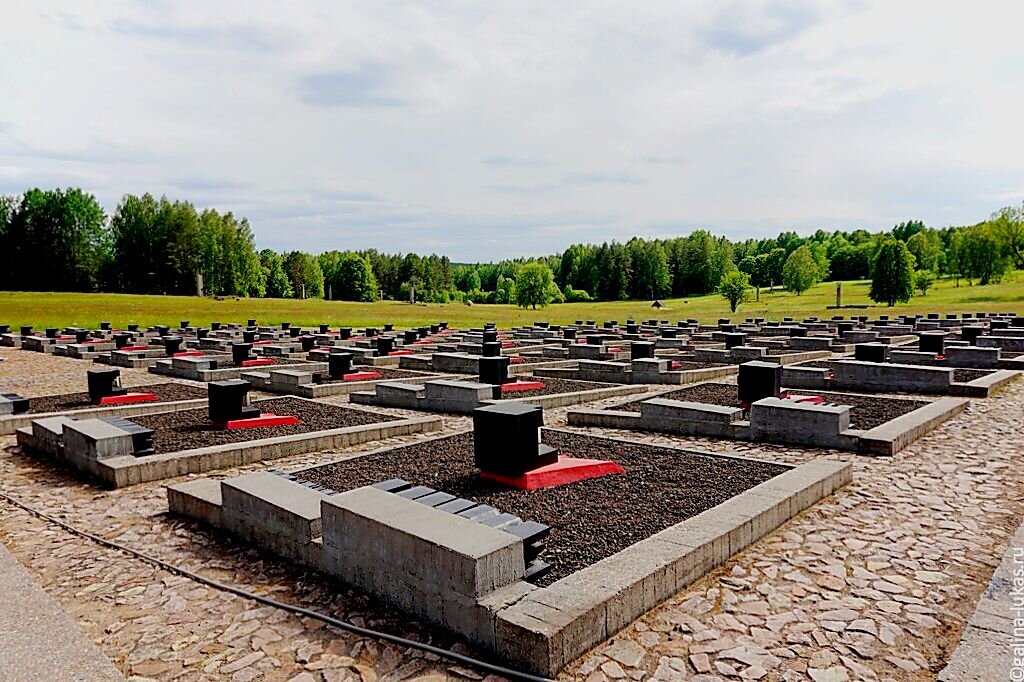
<box><xmin>1</xmin><ymin>186</ymin><xmax>1021</xmax><ymax>306</ymax></box>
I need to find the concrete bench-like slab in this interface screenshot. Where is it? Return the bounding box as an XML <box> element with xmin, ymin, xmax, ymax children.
<box><xmin>167</xmin><ymin>478</ymin><xmax>223</xmax><ymax>526</ymax></box>
<box><xmin>321</xmin><ymin>486</ymin><xmax>525</xmax><ymax>601</ymax></box>
<box><xmin>221</xmin><ymin>471</ymin><xmax>333</xmax><ymax>550</ymax></box>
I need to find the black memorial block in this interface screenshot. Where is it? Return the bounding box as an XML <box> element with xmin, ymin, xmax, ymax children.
<box><xmin>375</xmin><ymin>336</ymin><xmax>394</xmax><ymax>357</ymax></box>
<box><xmin>19</xmin><ymin>326</ymin><xmax>32</xmax><ymax>337</ymax></box>
<box><xmin>479</xmin><ymin>356</ymin><xmax>511</xmax><ymax>397</ymax></box>
<box><xmin>328</xmin><ymin>352</ymin><xmax>353</xmax><ymax>378</ymax></box>
<box><xmin>384</xmin><ymin>323</ymin><xmax>394</xmax><ymax>332</ymax></box>
<box><xmin>430</xmin><ymin>324</ymin><xmax>440</xmax><ymax>334</ymax></box>
<box><xmin>247</xmin><ymin>319</ymin><xmax>257</xmax><ymax>328</ymax></box>
<box><xmin>163</xmin><ymin>336</ymin><xmax>184</xmax><ymax>357</ymax></box>
<box><xmin>586</xmin><ymin>334</ymin><xmax>604</xmax><ymax>346</ymax></box>
<box><xmin>211</xmin><ymin>322</ymin><xmax>221</xmax><ymax>331</ymax></box>
<box><xmin>87</xmin><ymin>368</ymin><xmax>126</xmax><ymax>404</ymax></box>
<box><xmin>0</xmin><ymin>392</ymin><xmax>29</xmax><ymax>414</ymax></box>
<box><xmin>626</xmin><ymin>323</ymin><xmax>639</xmax><ymax>334</ymax></box>
<box><xmin>854</xmin><ymin>343</ymin><xmax>888</xmax><ymax>363</ymax></box>
<box><xmin>208</xmin><ymin>380</ymin><xmax>259</xmax><ymax>424</ymax></box>
<box><xmin>404</xmin><ymin>330</ymin><xmax>418</xmax><ymax>344</ymax></box>
<box><xmin>281</xmin><ymin>322</ymin><xmax>290</xmax><ymax>330</ymax></box>
<box><xmin>300</xmin><ymin>336</ymin><xmax>316</xmax><ymax>352</ymax></box>
<box><xmin>439</xmin><ymin>321</ymin><xmax>448</xmax><ymax>330</ymax></box>
<box><xmin>961</xmin><ymin>326</ymin><xmax>983</xmax><ymax>344</ymax></box>
<box><xmin>630</xmin><ymin>341</ymin><xmax>655</xmax><ymax>361</ymax></box>
<box><xmin>99</xmin><ymin>416</ymin><xmax>154</xmax><ymax>457</ymax></box>
<box><xmin>918</xmin><ymin>332</ymin><xmax>945</xmax><ymax>355</ymax></box>
<box><xmin>789</xmin><ymin>327</ymin><xmax>807</xmax><ymax>338</ymax></box>
<box><xmin>319</xmin><ymin>324</ymin><xmax>330</xmax><ymax>334</ymax></box>
<box><xmin>99</xmin><ymin>321</ymin><xmax>111</xmax><ymax>331</ymax></box>
<box><xmin>74</xmin><ymin>329</ymin><xmax>90</xmax><ymax>343</ymax></box>
<box><xmin>196</xmin><ymin>328</ymin><xmax>209</xmax><ymax>340</ymax></box>
<box><xmin>155</xmin><ymin>325</ymin><xmax>170</xmax><ymax>337</ymax></box>
<box><xmin>180</xmin><ymin>320</ymin><xmax>190</xmax><ymax>329</ymax></box>
<box><xmin>482</xmin><ymin>341</ymin><xmax>501</xmax><ymax>358</ymax></box>
<box><xmin>290</xmin><ymin>326</ymin><xmax>303</xmax><ymax>338</ymax></box>
<box><xmin>231</xmin><ymin>342</ymin><xmax>253</xmax><ymax>365</ymax></box>
<box><xmin>723</xmin><ymin>332</ymin><xmax>746</xmax><ymax>349</ymax></box>
<box><xmin>418</xmin><ymin>327</ymin><xmax>429</xmax><ymax>339</ymax></box>
<box><xmin>737</xmin><ymin>361</ymin><xmax>782</xmax><ymax>406</ymax></box>
<box><xmin>45</xmin><ymin>328</ymin><xmax>58</xmax><ymax>338</ymax></box>
<box><xmin>661</xmin><ymin>328</ymin><xmax>677</xmax><ymax>339</ymax></box>
<box><xmin>472</xmin><ymin>402</ymin><xmax>558</xmax><ymax>476</ymax></box>
<box><xmin>127</xmin><ymin>323</ymin><xmax>140</xmax><ymax>333</ymax></box>
<box><xmin>482</xmin><ymin>329</ymin><xmax>498</xmax><ymax>344</ymax></box>
<box><xmin>338</xmin><ymin>327</ymin><xmax>352</xmax><ymax>339</ymax></box>
<box><xmin>365</xmin><ymin>327</ymin><xmax>378</xmax><ymax>337</ymax></box>
<box><xmin>836</xmin><ymin>321</ymin><xmax>856</xmax><ymax>334</ymax></box>
<box><xmin>992</xmin><ymin>319</ymin><xmax>1009</xmax><ymax>330</ymax></box>
<box><xmin>563</xmin><ymin>328</ymin><xmax>577</xmax><ymax>340</ymax></box>
<box><xmin>242</xmin><ymin>330</ymin><xmax>257</xmax><ymax>343</ymax></box>
<box><xmin>113</xmin><ymin>333</ymin><xmax>132</xmax><ymax>349</ymax></box>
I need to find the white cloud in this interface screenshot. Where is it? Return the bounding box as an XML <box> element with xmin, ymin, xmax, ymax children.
<box><xmin>2</xmin><ymin>0</ymin><xmax>1024</xmax><ymax>259</ymax></box>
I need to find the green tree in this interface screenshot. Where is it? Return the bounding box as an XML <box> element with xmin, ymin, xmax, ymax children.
<box><xmin>989</xmin><ymin>204</ymin><xmax>1024</xmax><ymax>269</ymax></box>
<box><xmin>515</xmin><ymin>262</ymin><xmax>555</xmax><ymax>309</ymax></box>
<box><xmin>958</xmin><ymin>223</ymin><xmax>1010</xmax><ymax>285</ymax></box>
<box><xmin>260</xmin><ymin>249</ymin><xmax>293</xmax><ymax>298</ymax></box>
<box><xmin>914</xmin><ymin>270</ymin><xmax>935</xmax><ymax>296</ymax></box>
<box><xmin>283</xmin><ymin>251</ymin><xmax>324</xmax><ymax>298</ymax></box>
<box><xmin>869</xmin><ymin>237</ymin><xmax>915</xmax><ymax>306</ymax></box>
<box><xmin>4</xmin><ymin>188</ymin><xmax>109</xmax><ymax>291</ymax></box>
<box><xmin>892</xmin><ymin>219</ymin><xmax>926</xmax><ymax>243</ymax></box>
<box><xmin>328</xmin><ymin>252</ymin><xmax>378</xmax><ymax>301</ymax></box>
<box><xmin>719</xmin><ymin>270</ymin><xmax>752</xmax><ymax>313</ymax></box>
<box><xmin>782</xmin><ymin>245</ymin><xmax>818</xmax><ymax>295</ymax></box>
<box><xmin>906</xmin><ymin>230</ymin><xmax>942</xmax><ymax>272</ymax></box>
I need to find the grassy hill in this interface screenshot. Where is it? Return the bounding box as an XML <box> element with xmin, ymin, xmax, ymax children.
<box><xmin>2</xmin><ymin>272</ymin><xmax>1022</xmax><ymax>329</ymax></box>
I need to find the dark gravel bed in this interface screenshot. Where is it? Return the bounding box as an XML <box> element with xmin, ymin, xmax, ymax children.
<box><xmin>615</xmin><ymin>382</ymin><xmax>929</xmax><ymax>430</ymax></box>
<box><xmin>27</xmin><ymin>383</ymin><xmax>207</xmax><ymax>414</ymax></box>
<box><xmin>320</xmin><ymin>366</ymin><xmax>429</xmax><ymax>383</ymax></box>
<box><xmin>795</xmin><ymin>361</ymin><xmax>993</xmax><ymax>383</ymax></box>
<box><xmin>953</xmin><ymin>368</ymin><xmax>994</xmax><ymax>383</ymax></box>
<box><xmin>795</xmin><ymin>360</ymin><xmax>833</xmax><ymax>369</ymax></box>
<box><xmin>131</xmin><ymin>397</ymin><xmax>398</xmax><ymax>453</ymax></box>
<box><xmin>216</xmin><ymin>358</ymin><xmax>305</xmax><ymax>369</ymax></box>
<box><xmin>669</xmin><ymin>361</ymin><xmax>736</xmax><ymax>370</ymax></box>
<box><xmin>296</xmin><ymin>430</ymin><xmax>788</xmax><ymax>586</ymax></box>
<box><xmin>499</xmin><ymin>375</ymin><xmax>615</xmax><ymax>398</ymax></box>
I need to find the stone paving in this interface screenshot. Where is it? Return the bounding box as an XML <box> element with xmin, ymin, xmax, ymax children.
<box><xmin>0</xmin><ymin>347</ymin><xmax>1021</xmax><ymax>681</ymax></box>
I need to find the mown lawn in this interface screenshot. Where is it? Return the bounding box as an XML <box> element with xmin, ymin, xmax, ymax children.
<box><xmin>1</xmin><ymin>272</ymin><xmax>1022</xmax><ymax>329</ymax></box>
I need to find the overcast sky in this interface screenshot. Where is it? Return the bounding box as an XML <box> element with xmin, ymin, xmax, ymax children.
<box><xmin>3</xmin><ymin>1</ymin><xmax>1023</xmax><ymax>261</ymax></box>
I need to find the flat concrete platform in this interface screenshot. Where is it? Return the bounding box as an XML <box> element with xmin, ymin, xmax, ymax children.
<box><xmin>0</xmin><ymin>541</ymin><xmax>124</xmax><ymax>681</ymax></box>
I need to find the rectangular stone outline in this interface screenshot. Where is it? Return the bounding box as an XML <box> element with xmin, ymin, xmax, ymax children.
<box><xmin>566</xmin><ymin>386</ymin><xmax>968</xmax><ymax>456</ymax></box>
<box><xmin>0</xmin><ymin>396</ymin><xmax>207</xmax><ymax>436</ymax></box>
<box><xmin>492</xmin><ymin>455</ymin><xmax>851</xmax><ymax>675</ymax></box>
<box><xmin>150</xmin><ymin>359</ymin><xmax>328</xmax><ymax>382</ymax></box>
<box><xmin>17</xmin><ymin>396</ymin><xmax>443</xmax><ymax>488</ymax></box>
<box><xmin>168</xmin><ymin>428</ymin><xmax>849</xmax><ymax>677</ymax></box>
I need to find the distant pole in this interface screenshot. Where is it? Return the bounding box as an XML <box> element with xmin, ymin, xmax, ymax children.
<box><xmin>836</xmin><ymin>282</ymin><xmax>842</xmax><ymax>308</ymax></box>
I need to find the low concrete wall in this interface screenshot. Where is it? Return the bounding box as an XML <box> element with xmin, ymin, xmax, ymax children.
<box><xmin>17</xmin><ymin>400</ymin><xmax>442</xmax><ymax>487</ymax></box>
<box><xmin>568</xmin><ymin>390</ymin><xmax>965</xmax><ymax>456</ymax></box>
<box><xmin>0</xmin><ymin>397</ymin><xmax>206</xmax><ymax>436</ymax></box>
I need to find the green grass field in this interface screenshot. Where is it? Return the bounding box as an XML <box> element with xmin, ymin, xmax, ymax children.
<box><xmin>2</xmin><ymin>272</ymin><xmax>1022</xmax><ymax>329</ymax></box>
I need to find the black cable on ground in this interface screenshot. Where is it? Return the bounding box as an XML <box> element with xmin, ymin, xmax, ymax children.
<box><xmin>0</xmin><ymin>490</ymin><xmax>554</xmax><ymax>682</ymax></box>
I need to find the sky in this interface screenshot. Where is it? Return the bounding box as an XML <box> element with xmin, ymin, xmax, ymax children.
<box><xmin>2</xmin><ymin>1</ymin><xmax>1024</xmax><ymax>261</ymax></box>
